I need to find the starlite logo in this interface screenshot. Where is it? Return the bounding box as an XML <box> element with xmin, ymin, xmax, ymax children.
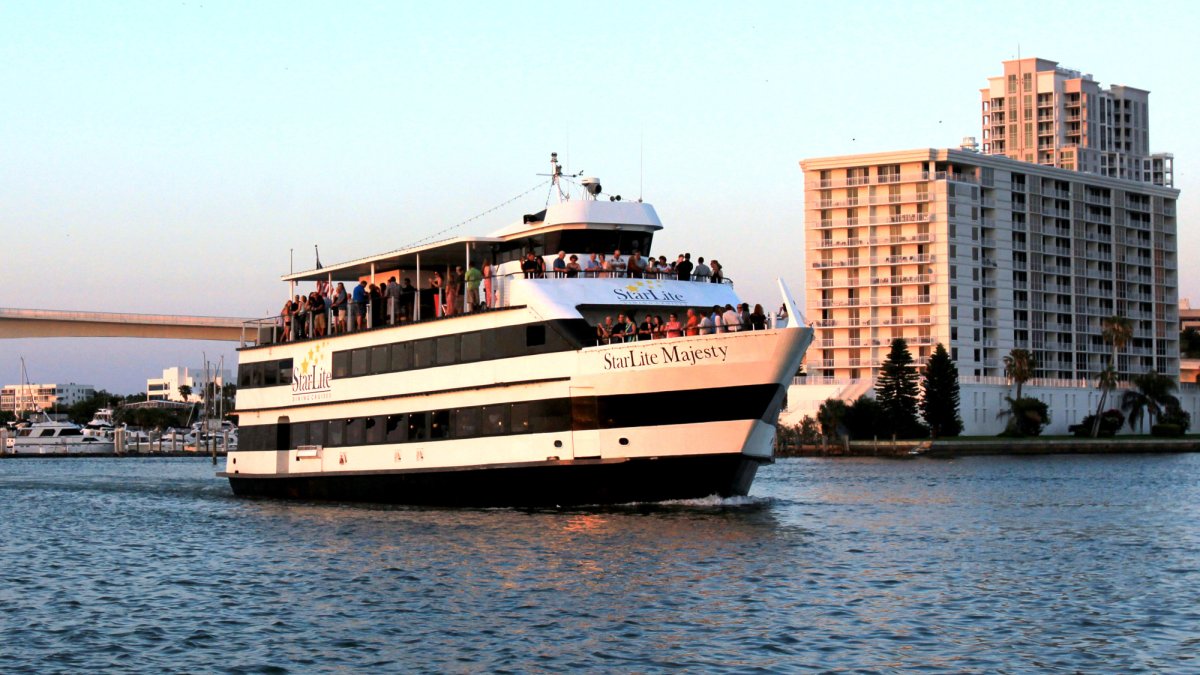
<box><xmin>612</xmin><ymin>279</ymin><xmax>686</xmax><ymax>303</ymax></box>
<box><xmin>293</xmin><ymin>341</ymin><xmax>332</xmax><ymax>401</ymax></box>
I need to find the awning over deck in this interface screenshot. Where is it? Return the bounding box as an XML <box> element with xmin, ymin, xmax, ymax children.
<box><xmin>283</xmin><ymin>236</ymin><xmax>504</xmax><ymax>284</ymax></box>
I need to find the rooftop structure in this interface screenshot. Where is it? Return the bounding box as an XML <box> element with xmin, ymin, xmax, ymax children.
<box><xmin>800</xmin><ymin>147</ymin><xmax>1180</xmax><ymax>383</ymax></box>
<box><xmin>980</xmin><ymin>57</ymin><xmax>1173</xmax><ymax>187</ymax></box>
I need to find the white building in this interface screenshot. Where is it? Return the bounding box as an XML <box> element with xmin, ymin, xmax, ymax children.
<box><xmin>1</xmin><ymin>383</ymin><xmax>95</xmax><ymax>414</ymax></box>
<box><xmin>146</xmin><ymin>367</ymin><xmax>232</xmax><ymax>402</ymax></box>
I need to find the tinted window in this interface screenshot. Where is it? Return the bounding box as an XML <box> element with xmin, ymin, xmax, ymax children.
<box><xmin>279</xmin><ymin>358</ymin><xmax>294</xmax><ymax>385</ymax></box>
<box><xmin>408</xmin><ymin>412</ymin><xmax>427</xmax><ymax>440</ymax></box>
<box><xmin>370</xmin><ymin>346</ymin><xmax>390</xmax><ymax>375</ymax></box>
<box><xmin>413</xmin><ymin>340</ymin><xmax>435</xmax><ymax>369</ymax></box>
<box><xmin>530</xmin><ymin>398</ymin><xmax>570</xmax><ymax>434</ymax></box>
<box><xmin>461</xmin><ymin>332</ymin><xmax>482</xmax><ymax>362</ymax></box>
<box><xmin>387</xmin><ymin>414</ymin><xmax>407</xmax><ymax>443</ymax></box>
<box><xmin>332</xmin><ymin>351</ymin><xmax>350</xmax><ymax>378</ymax></box>
<box><xmin>351</xmin><ymin>349</ymin><xmax>368</xmax><ymax>377</ymax></box>
<box><xmin>328</xmin><ymin>419</ymin><xmax>345</xmax><ymax>446</ymax></box>
<box><xmin>390</xmin><ymin>343</ymin><xmax>411</xmax><ymax>371</ymax></box>
<box><xmin>365</xmin><ymin>415</ymin><xmax>385</xmax><ymax>444</ymax></box>
<box><xmin>454</xmin><ymin>408</ymin><xmax>480</xmax><ymax>438</ymax></box>
<box><xmin>250</xmin><ymin>365</ymin><xmax>264</xmax><ymax>388</ymax></box>
<box><xmin>238</xmin><ymin>365</ymin><xmax>253</xmax><ymax>388</ymax></box>
<box><xmin>481</xmin><ymin>405</ymin><xmax>507</xmax><ymax>436</ymax></box>
<box><xmin>346</xmin><ymin>417</ymin><xmax>365</xmax><ymax>446</ymax></box>
<box><xmin>309</xmin><ymin>420</ymin><xmax>326</xmax><ymax>447</ymax></box>
<box><xmin>437</xmin><ymin>336</ymin><xmax>457</xmax><ymax>366</ymax></box>
<box><xmin>510</xmin><ymin>402</ymin><xmax>531</xmax><ymax>434</ymax></box>
<box><xmin>264</xmin><ymin>360</ymin><xmax>279</xmax><ymax>386</ymax></box>
<box><xmin>292</xmin><ymin>422</ymin><xmax>308</xmax><ymax>448</ymax></box>
<box><xmin>430</xmin><ymin>410</ymin><xmax>450</xmax><ymax>439</ymax></box>
<box><xmin>527</xmin><ymin>325</ymin><xmax>546</xmax><ymax>347</ymax></box>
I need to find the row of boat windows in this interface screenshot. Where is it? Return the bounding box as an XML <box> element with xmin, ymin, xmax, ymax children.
<box><xmin>238</xmin><ymin>321</ymin><xmax>593</xmax><ymax>390</ymax></box>
<box><xmin>17</xmin><ymin>428</ymin><xmax>83</xmax><ymax>437</ymax></box>
<box><xmin>238</xmin><ymin>399</ymin><xmax>574</xmax><ymax>451</ymax></box>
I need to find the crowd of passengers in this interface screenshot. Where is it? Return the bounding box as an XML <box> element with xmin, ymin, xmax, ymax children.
<box><xmin>525</xmin><ymin>249</ymin><xmax>727</xmax><ymax>281</ymax></box>
<box><xmin>276</xmin><ymin>250</ymin><xmax>735</xmax><ymax>342</ymax></box>
<box><xmin>594</xmin><ymin>303</ymin><xmax>778</xmax><ymax>344</ymax></box>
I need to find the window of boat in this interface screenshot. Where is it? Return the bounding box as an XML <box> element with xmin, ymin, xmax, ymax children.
<box><xmin>250</xmin><ymin>364</ymin><xmax>265</xmax><ymax>388</ymax></box>
<box><xmin>430</xmin><ymin>410</ymin><xmax>450</xmax><ymax>440</ymax></box>
<box><xmin>308</xmin><ymin>420</ymin><xmax>326</xmax><ymax>447</ymax></box>
<box><xmin>370</xmin><ymin>345</ymin><xmax>390</xmax><ymax>375</ymax></box>
<box><xmin>510</xmin><ymin>402</ymin><xmax>531</xmax><ymax>434</ymax></box>
<box><xmin>454</xmin><ymin>408</ymin><xmax>480</xmax><ymax>438</ymax></box>
<box><xmin>39</xmin><ymin>428</ymin><xmax>56</xmax><ymax>437</ymax></box>
<box><xmin>554</xmin><ymin>231</ymin><xmax>653</xmax><ymax>258</ymax></box>
<box><xmin>279</xmin><ymin>358</ymin><xmax>294</xmax><ymax>385</ymax></box>
<box><xmin>436</xmin><ymin>336</ymin><xmax>457</xmax><ymax>366</ymax></box>
<box><xmin>238</xmin><ymin>364</ymin><xmax>253</xmax><ymax>388</ymax></box>
<box><xmin>62</xmin><ymin>428</ymin><xmax>82</xmax><ymax>436</ymax></box>
<box><xmin>345</xmin><ymin>417</ymin><xmax>365</xmax><ymax>446</ymax></box>
<box><xmin>527</xmin><ymin>324</ymin><xmax>546</xmax><ymax>348</ymax></box>
<box><xmin>413</xmin><ymin>340</ymin><xmax>435</xmax><ymax>369</ymax></box>
<box><xmin>365</xmin><ymin>415</ymin><xmax>385</xmax><ymax>444</ymax></box>
<box><xmin>408</xmin><ymin>412</ymin><xmax>427</xmax><ymax>440</ymax></box>
<box><xmin>327</xmin><ymin>419</ymin><xmax>345</xmax><ymax>447</ymax></box>
<box><xmin>17</xmin><ymin>429</ymin><xmax>32</xmax><ymax>437</ymax></box>
<box><xmin>263</xmin><ymin>360</ymin><xmax>279</xmax><ymax>387</ymax></box>
<box><xmin>530</xmin><ymin>398</ymin><xmax>570</xmax><ymax>434</ymax></box>
<box><xmin>390</xmin><ymin>342</ymin><xmax>411</xmax><ymax>372</ymax></box>
<box><xmin>332</xmin><ymin>351</ymin><xmax>350</xmax><ymax>379</ymax></box>
<box><xmin>481</xmin><ymin>405</ymin><xmax>508</xmax><ymax>435</ymax></box>
<box><xmin>460</xmin><ymin>332</ymin><xmax>482</xmax><ymax>362</ymax></box>
<box><xmin>350</xmin><ymin>349</ymin><xmax>368</xmax><ymax>377</ymax></box>
<box><xmin>386</xmin><ymin>414</ymin><xmax>407</xmax><ymax>443</ymax></box>
<box><xmin>292</xmin><ymin>422</ymin><xmax>309</xmax><ymax>448</ymax></box>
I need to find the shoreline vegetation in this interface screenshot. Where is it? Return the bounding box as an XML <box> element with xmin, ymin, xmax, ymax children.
<box><xmin>777</xmin><ymin>436</ymin><xmax>1200</xmax><ymax>458</ymax></box>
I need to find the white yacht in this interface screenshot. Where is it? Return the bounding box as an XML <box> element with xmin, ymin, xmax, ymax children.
<box><xmin>83</xmin><ymin>408</ymin><xmax>116</xmax><ymax>440</ymax></box>
<box><xmin>220</xmin><ymin>155</ymin><xmax>813</xmax><ymax>506</ymax></box>
<box><xmin>8</xmin><ymin>416</ymin><xmax>116</xmax><ymax>454</ymax></box>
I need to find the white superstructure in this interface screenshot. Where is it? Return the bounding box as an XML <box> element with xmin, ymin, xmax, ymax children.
<box><xmin>221</xmin><ymin>155</ymin><xmax>813</xmax><ymax>506</ymax></box>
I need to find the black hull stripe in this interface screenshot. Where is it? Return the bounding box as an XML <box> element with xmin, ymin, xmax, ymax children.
<box><xmin>234</xmin><ymin>376</ymin><xmax>571</xmax><ymax>414</ymax></box>
<box><xmin>234</xmin><ymin>383</ymin><xmax>785</xmax><ymax>452</ymax></box>
<box><xmin>224</xmin><ymin>454</ymin><xmax>763</xmax><ymax>507</ymax></box>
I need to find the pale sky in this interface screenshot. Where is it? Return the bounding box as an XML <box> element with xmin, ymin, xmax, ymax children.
<box><xmin>2</xmin><ymin>0</ymin><xmax>1198</xmax><ymax>394</ymax></box>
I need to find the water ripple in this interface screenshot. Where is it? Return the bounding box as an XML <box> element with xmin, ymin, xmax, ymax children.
<box><xmin>1</xmin><ymin>455</ymin><xmax>1198</xmax><ymax>672</ymax></box>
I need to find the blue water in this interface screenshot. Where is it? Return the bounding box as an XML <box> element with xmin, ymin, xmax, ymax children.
<box><xmin>1</xmin><ymin>454</ymin><xmax>1197</xmax><ymax>673</ymax></box>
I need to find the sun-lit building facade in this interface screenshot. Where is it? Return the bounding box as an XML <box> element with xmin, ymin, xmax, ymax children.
<box><xmin>801</xmin><ymin>147</ymin><xmax>1180</xmax><ymax>383</ymax></box>
<box><xmin>980</xmin><ymin>57</ymin><xmax>1173</xmax><ymax>187</ymax></box>
<box><xmin>1</xmin><ymin>382</ymin><xmax>95</xmax><ymax>414</ymax></box>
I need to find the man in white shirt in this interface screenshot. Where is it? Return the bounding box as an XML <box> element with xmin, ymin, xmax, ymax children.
<box><xmin>693</xmin><ymin>257</ymin><xmax>711</xmax><ymax>282</ymax></box>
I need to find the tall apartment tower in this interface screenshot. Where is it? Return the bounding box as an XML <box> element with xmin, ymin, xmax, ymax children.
<box><xmin>980</xmin><ymin>57</ymin><xmax>1174</xmax><ymax>187</ymax></box>
<box><xmin>801</xmin><ymin>148</ymin><xmax>1179</xmax><ymax>383</ymax></box>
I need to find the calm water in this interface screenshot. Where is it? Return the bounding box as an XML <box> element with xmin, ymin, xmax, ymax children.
<box><xmin>1</xmin><ymin>454</ymin><xmax>1197</xmax><ymax>673</ymax></box>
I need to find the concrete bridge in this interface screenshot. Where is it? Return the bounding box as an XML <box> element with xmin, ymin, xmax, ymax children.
<box><xmin>0</xmin><ymin>308</ymin><xmax>256</xmax><ymax>343</ymax></box>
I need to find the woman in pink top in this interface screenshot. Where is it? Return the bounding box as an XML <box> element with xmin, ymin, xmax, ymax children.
<box><xmin>665</xmin><ymin>313</ymin><xmax>683</xmax><ymax>338</ymax></box>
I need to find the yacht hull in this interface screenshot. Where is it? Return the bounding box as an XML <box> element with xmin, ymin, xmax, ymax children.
<box><xmin>227</xmin><ymin>452</ymin><xmax>764</xmax><ymax>507</ymax></box>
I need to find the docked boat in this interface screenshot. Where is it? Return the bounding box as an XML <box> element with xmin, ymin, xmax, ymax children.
<box><xmin>220</xmin><ymin>155</ymin><xmax>813</xmax><ymax>506</ymax></box>
<box><xmin>7</xmin><ymin>416</ymin><xmax>116</xmax><ymax>455</ymax></box>
<box><xmin>83</xmin><ymin>408</ymin><xmax>116</xmax><ymax>440</ymax></box>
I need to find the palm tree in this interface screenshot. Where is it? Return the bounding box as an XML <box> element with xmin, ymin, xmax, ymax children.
<box><xmin>1121</xmin><ymin>371</ymin><xmax>1179</xmax><ymax>433</ymax></box>
<box><xmin>1094</xmin><ymin>315</ymin><xmax>1133</xmax><ymax>436</ymax></box>
<box><xmin>1003</xmin><ymin>348</ymin><xmax>1034</xmax><ymax>400</ymax></box>
<box><xmin>178</xmin><ymin>384</ymin><xmax>193</xmax><ymax>401</ymax></box>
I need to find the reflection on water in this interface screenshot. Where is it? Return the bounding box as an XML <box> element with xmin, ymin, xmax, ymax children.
<box><xmin>1</xmin><ymin>455</ymin><xmax>1197</xmax><ymax>672</ymax></box>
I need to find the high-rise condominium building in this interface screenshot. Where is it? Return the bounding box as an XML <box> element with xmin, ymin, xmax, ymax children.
<box><xmin>801</xmin><ymin>148</ymin><xmax>1179</xmax><ymax>383</ymax></box>
<box><xmin>980</xmin><ymin>57</ymin><xmax>1173</xmax><ymax>187</ymax></box>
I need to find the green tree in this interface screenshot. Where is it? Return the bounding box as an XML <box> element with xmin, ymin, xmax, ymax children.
<box><xmin>1121</xmin><ymin>370</ymin><xmax>1178</xmax><ymax>433</ymax></box>
<box><xmin>178</xmin><ymin>384</ymin><xmax>193</xmax><ymax>401</ymax></box>
<box><xmin>921</xmin><ymin>343</ymin><xmax>962</xmax><ymax>438</ymax></box>
<box><xmin>875</xmin><ymin>338</ymin><xmax>925</xmax><ymax>438</ymax></box>
<box><xmin>1093</xmin><ymin>315</ymin><xmax>1133</xmax><ymax>436</ymax></box>
<box><xmin>1003</xmin><ymin>348</ymin><xmax>1034</xmax><ymax>400</ymax></box>
<box><xmin>817</xmin><ymin>398</ymin><xmax>848</xmax><ymax>439</ymax></box>
<box><xmin>999</xmin><ymin>396</ymin><xmax>1050</xmax><ymax>437</ymax></box>
<box><xmin>844</xmin><ymin>395</ymin><xmax>885</xmax><ymax>440</ymax></box>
